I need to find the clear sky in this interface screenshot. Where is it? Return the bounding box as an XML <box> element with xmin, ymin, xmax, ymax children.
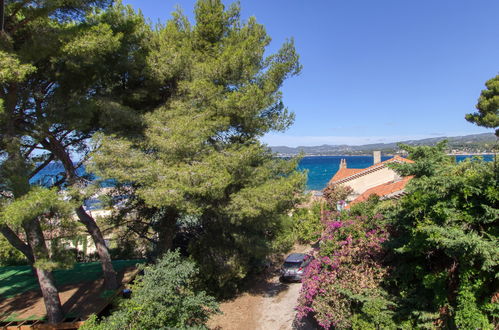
<box><xmin>123</xmin><ymin>0</ymin><xmax>498</xmax><ymax>147</ymax></box>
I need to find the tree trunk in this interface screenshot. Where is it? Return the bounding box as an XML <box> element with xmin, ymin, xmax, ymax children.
<box><xmin>43</xmin><ymin>137</ymin><xmax>119</xmax><ymax>290</ymax></box>
<box><xmin>23</xmin><ymin>220</ymin><xmax>63</xmax><ymax>324</ymax></box>
<box><xmin>76</xmin><ymin>206</ymin><xmax>118</xmax><ymax>289</ymax></box>
<box><xmin>0</xmin><ymin>224</ymin><xmax>34</xmax><ymax>263</ymax></box>
<box><xmin>155</xmin><ymin>212</ymin><xmax>177</xmax><ymax>258</ymax></box>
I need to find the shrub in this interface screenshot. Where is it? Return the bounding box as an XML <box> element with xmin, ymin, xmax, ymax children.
<box><xmin>386</xmin><ymin>147</ymin><xmax>498</xmax><ymax>328</ymax></box>
<box><xmin>291</xmin><ymin>202</ymin><xmax>323</xmax><ymax>243</ymax></box>
<box><xmin>0</xmin><ymin>234</ymin><xmax>28</xmax><ymax>266</ymax></box>
<box><xmin>81</xmin><ymin>250</ymin><xmax>219</xmax><ymax>329</ymax></box>
<box><xmin>297</xmin><ymin>212</ymin><xmax>395</xmax><ymax>329</ymax></box>
<box><xmin>323</xmin><ymin>184</ymin><xmax>353</xmax><ymax>209</ymax></box>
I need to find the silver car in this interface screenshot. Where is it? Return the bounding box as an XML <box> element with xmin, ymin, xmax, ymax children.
<box><xmin>280</xmin><ymin>253</ymin><xmax>312</xmax><ymax>282</ymax></box>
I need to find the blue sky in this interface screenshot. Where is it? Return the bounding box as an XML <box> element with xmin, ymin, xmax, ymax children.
<box><xmin>123</xmin><ymin>0</ymin><xmax>498</xmax><ymax>147</ymax></box>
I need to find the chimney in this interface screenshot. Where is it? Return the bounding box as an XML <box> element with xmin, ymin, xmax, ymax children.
<box><xmin>339</xmin><ymin>158</ymin><xmax>347</xmax><ymax>169</ymax></box>
<box><xmin>373</xmin><ymin>151</ymin><xmax>381</xmax><ymax>165</ymax></box>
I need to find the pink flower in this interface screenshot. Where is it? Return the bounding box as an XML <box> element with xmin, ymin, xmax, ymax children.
<box><xmin>325</xmin><ymin>221</ymin><xmax>343</xmax><ymax>232</ymax></box>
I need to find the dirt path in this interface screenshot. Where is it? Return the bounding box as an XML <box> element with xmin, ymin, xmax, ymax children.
<box><xmin>208</xmin><ymin>245</ymin><xmax>316</xmax><ymax>330</ymax></box>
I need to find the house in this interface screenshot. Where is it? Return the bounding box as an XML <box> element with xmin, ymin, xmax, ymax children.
<box><xmin>328</xmin><ymin>151</ymin><xmax>414</xmax><ymax>207</ymax></box>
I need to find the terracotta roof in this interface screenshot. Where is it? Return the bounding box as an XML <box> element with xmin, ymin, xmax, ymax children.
<box><xmin>329</xmin><ymin>155</ymin><xmax>414</xmax><ymax>185</ymax></box>
<box><xmin>330</xmin><ymin>168</ymin><xmax>364</xmax><ymax>181</ymax></box>
<box><xmin>347</xmin><ymin>175</ymin><xmax>413</xmax><ymax>207</ymax></box>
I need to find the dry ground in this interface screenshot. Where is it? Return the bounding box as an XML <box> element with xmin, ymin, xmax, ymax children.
<box><xmin>208</xmin><ymin>245</ymin><xmax>317</xmax><ymax>330</ymax></box>
<box><xmin>0</xmin><ymin>267</ymin><xmax>138</xmax><ymax>322</ymax></box>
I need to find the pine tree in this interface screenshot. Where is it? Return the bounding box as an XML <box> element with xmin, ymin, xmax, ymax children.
<box><xmin>91</xmin><ymin>0</ymin><xmax>305</xmax><ymax>293</ymax></box>
<box><xmin>466</xmin><ymin>75</ymin><xmax>499</xmax><ymax>137</ymax></box>
<box><xmin>0</xmin><ymin>0</ymin><xmax>167</xmax><ymax>292</ymax></box>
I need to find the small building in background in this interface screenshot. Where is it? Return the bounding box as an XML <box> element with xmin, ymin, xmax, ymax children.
<box><xmin>327</xmin><ymin>152</ymin><xmax>414</xmax><ymax>207</ymax></box>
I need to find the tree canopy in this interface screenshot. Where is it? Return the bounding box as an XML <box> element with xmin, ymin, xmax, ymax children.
<box><xmin>0</xmin><ymin>0</ymin><xmax>163</xmax><ymax>321</ymax></box>
<box><xmin>466</xmin><ymin>75</ymin><xmax>499</xmax><ymax>137</ymax></box>
<box><xmin>91</xmin><ymin>0</ymin><xmax>305</xmax><ymax>294</ymax></box>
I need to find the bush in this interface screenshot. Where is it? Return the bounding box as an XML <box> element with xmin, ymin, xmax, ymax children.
<box><xmin>297</xmin><ymin>212</ymin><xmax>395</xmax><ymax>329</ymax></box>
<box><xmin>0</xmin><ymin>235</ymin><xmax>28</xmax><ymax>266</ymax></box>
<box><xmin>271</xmin><ymin>214</ymin><xmax>297</xmax><ymax>253</ymax></box>
<box><xmin>386</xmin><ymin>147</ymin><xmax>498</xmax><ymax>328</ymax></box>
<box><xmin>323</xmin><ymin>183</ymin><xmax>353</xmax><ymax>209</ymax></box>
<box><xmin>81</xmin><ymin>250</ymin><xmax>219</xmax><ymax>329</ymax></box>
<box><xmin>291</xmin><ymin>202</ymin><xmax>323</xmax><ymax>243</ymax></box>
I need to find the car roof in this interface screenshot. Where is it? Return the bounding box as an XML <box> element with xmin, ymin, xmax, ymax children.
<box><xmin>285</xmin><ymin>253</ymin><xmax>307</xmax><ymax>262</ymax></box>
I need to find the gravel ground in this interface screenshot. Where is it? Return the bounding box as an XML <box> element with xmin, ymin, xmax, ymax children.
<box><xmin>208</xmin><ymin>245</ymin><xmax>317</xmax><ymax>330</ymax></box>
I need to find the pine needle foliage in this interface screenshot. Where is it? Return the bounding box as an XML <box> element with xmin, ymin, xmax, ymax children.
<box><xmin>90</xmin><ymin>0</ymin><xmax>305</xmax><ymax>295</ymax></box>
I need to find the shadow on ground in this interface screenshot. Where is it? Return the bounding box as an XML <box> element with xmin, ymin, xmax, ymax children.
<box><xmin>292</xmin><ymin>313</ymin><xmax>320</xmax><ymax>330</ymax></box>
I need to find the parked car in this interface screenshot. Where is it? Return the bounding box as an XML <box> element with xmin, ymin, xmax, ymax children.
<box><xmin>280</xmin><ymin>253</ymin><xmax>313</xmax><ymax>282</ymax></box>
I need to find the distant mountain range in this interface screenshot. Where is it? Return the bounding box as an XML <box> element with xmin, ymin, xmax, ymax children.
<box><xmin>271</xmin><ymin>133</ymin><xmax>497</xmax><ymax>156</ymax></box>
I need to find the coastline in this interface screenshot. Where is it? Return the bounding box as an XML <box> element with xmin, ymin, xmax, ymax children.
<box><xmin>277</xmin><ymin>152</ymin><xmax>496</xmax><ymax>157</ymax></box>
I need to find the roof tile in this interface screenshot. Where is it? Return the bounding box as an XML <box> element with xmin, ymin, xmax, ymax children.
<box><xmin>347</xmin><ymin>176</ymin><xmax>413</xmax><ymax>207</ymax></box>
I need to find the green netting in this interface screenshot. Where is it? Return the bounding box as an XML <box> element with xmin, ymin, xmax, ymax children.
<box><xmin>0</xmin><ymin>313</ymin><xmax>45</xmax><ymax>322</ymax></box>
<box><xmin>0</xmin><ymin>259</ymin><xmax>144</xmax><ymax>299</ymax></box>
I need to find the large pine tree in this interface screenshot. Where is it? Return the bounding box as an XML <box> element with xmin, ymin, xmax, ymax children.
<box><xmin>91</xmin><ymin>0</ymin><xmax>305</xmax><ymax>293</ymax></box>
<box><xmin>0</xmin><ymin>1</ymin><xmax>170</xmax><ymax>321</ymax></box>
<box><xmin>0</xmin><ymin>0</ymin><xmax>170</xmax><ymax>289</ymax></box>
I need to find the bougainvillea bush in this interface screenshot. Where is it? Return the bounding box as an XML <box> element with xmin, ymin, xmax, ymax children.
<box><xmin>297</xmin><ymin>212</ymin><xmax>396</xmax><ymax>329</ymax></box>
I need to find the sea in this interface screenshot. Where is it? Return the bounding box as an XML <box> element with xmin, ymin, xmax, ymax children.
<box><xmin>299</xmin><ymin>154</ymin><xmax>495</xmax><ymax>191</ymax></box>
<box><xmin>32</xmin><ymin>155</ymin><xmax>495</xmax><ymax>193</ymax></box>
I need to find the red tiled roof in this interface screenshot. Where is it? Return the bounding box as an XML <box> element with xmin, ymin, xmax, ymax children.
<box><xmin>329</xmin><ymin>155</ymin><xmax>414</xmax><ymax>185</ymax></box>
<box><xmin>347</xmin><ymin>175</ymin><xmax>413</xmax><ymax>207</ymax></box>
<box><xmin>330</xmin><ymin>168</ymin><xmax>364</xmax><ymax>181</ymax></box>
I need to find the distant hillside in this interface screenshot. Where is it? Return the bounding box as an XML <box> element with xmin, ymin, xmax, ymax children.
<box><xmin>271</xmin><ymin>133</ymin><xmax>497</xmax><ymax>156</ymax></box>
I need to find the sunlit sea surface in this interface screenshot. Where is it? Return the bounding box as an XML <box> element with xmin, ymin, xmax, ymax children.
<box><xmin>298</xmin><ymin>154</ymin><xmax>494</xmax><ymax>191</ymax></box>
<box><xmin>32</xmin><ymin>154</ymin><xmax>495</xmax><ymax>193</ymax></box>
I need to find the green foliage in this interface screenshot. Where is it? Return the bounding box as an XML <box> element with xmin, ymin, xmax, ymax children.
<box><xmin>454</xmin><ymin>272</ymin><xmax>493</xmax><ymax>330</ymax></box>
<box><xmin>299</xmin><ymin>145</ymin><xmax>498</xmax><ymax>328</ymax></box>
<box><xmin>348</xmin><ymin>194</ymin><xmax>384</xmax><ymax>218</ymax></box>
<box><xmin>466</xmin><ymin>75</ymin><xmax>499</xmax><ymax>136</ymax></box>
<box><xmin>389</xmin><ymin>140</ymin><xmax>453</xmax><ymax>177</ymax></box>
<box><xmin>90</xmin><ymin>0</ymin><xmax>305</xmax><ymax>296</ymax></box>
<box><xmin>81</xmin><ymin>251</ymin><xmax>219</xmax><ymax>329</ymax></box>
<box><xmin>0</xmin><ymin>235</ymin><xmax>28</xmax><ymax>266</ymax></box>
<box><xmin>0</xmin><ymin>51</ymin><xmax>36</xmax><ymax>83</ymax></box>
<box><xmin>0</xmin><ymin>187</ymin><xmax>73</xmax><ymax>228</ymax></box>
<box><xmin>352</xmin><ymin>295</ymin><xmax>397</xmax><ymax>330</ymax></box>
<box><xmin>290</xmin><ymin>202</ymin><xmax>323</xmax><ymax>243</ymax></box>
<box><xmin>387</xmin><ymin>144</ymin><xmax>498</xmax><ymax>328</ymax></box>
<box><xmin>270</xmin><ymin>214</ymin><xmax>296</xmax><ymax>253</ymax></box>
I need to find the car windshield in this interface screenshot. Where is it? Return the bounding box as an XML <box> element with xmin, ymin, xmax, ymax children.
<box><xmin>283</xmin><ymin>261</ymin><xmax>302</xmax><ymax>269</ymax></box>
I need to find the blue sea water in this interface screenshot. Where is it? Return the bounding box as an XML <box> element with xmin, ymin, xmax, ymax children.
<box><xmin>298</xmin><ymin>156</ymin><xmax>392</xmax><ymax>191</ymax></box>
<box><xmin>32</xmin><ymin>154</ymin><xmax>495</xmax><ymax>192</ymax></box>
<box><xmin>299</xmin><ymin>154</ymin><xmax>495</xmax><ymax>191</ymax></box>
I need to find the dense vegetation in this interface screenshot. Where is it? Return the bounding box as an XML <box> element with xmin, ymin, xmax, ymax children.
<box><xmin>0</xmin><ymin>0</ymin><xmax>496</xmax><ymax>328</ymax></box>
<box><xmin>82</xmin><ymin>251</ymin><xmax>219</xmax><ymax>329</ymax></box>
<box><xmin>89</xmin><ymin>0</ymin><xmax>305</xmax><ymax>297</ymax></box>
<box><xmin>0</xmin><ymin>0</ymin><xmax>303</xmax><ymax>325</ymax></box>
<box><xmin>297</xmin><ymin>144</ymin><xmax>498</xmax><ymax>329</ymax></box>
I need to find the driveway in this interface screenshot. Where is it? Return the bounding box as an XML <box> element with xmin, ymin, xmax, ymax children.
<box><xmin>208</xmin><ymin>245</ymin><xmax>317</xmax><ymax>330</ymax></box>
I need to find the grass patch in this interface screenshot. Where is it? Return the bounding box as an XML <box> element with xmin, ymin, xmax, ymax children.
<box><xmin>0</xmin><ymin>259</ymin><xmax>144</xmax><ymax>299</ymax></box>
<box><xmin>1</xmin><ymin>313</ymin><xmax>45</xmax><ymax>322</ymax></box>
<box><xmin>99</xmin><ymin>289</ymin><xmax>116</xmax><ymax>299</ymax></box>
